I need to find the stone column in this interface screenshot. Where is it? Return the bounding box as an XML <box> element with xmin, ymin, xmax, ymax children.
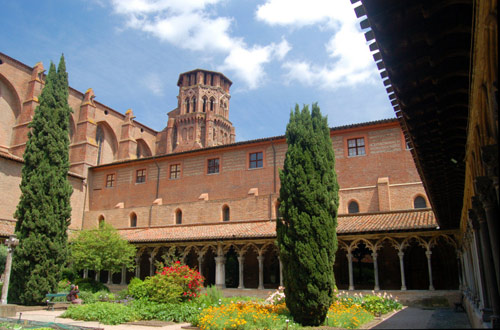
<box><xmin>95</xmin><ymin>271</ymin><xmax>100</xmax><ymax>282</ymax></box>
<box><xmin>257</xmin><ymin>255</ymin><xmax>265</xmax><ymax>290</ymax></box>
<box><xmin>476</xmin><ymin>177</ymin><xmax>500</xmax><ymax>292</ymax></box>
<box><xmin>347</xmin><ymin>253</ymin><xmax>354</xmax><ymax>291</ymax></box>
<box><xmin>470</xmin><ymin>215</ymin><xmax>489</xmax><ymax>309</ymax></box>
<box><xmin>398</xmin><ymin>251</ymin><xmax>407</xmax><ymax>290</ymax></box>
<box><xmin>372</xmin><ymin>252</ymin><xmax>380</xmax><ymax>291</ymax></box>
<box><xmin>1</xmin><ymin>235</ymin><xmax>19</xmax><ymax>304</ymax></box>
<box><xmin>237</xmin><ymin>256</ymin><xmax>245</xmax><ymax>289</ymax></box>
<box><xmin>83</xmin><ymin>269</ymin><xmax>88</xmax><ymax>279</ymax></box>
<box><xmin>471</xmin><ymin>198</ymin><xmax>500</xmax><ymax>323</ymax></box>
<box><xmin>197</xmin><ymin>255</ymin><xmax>204</xmax><ymax>277</ymax></box>
<box><xmin>279</xmin><ymin>257</ymin><xmax>283</xmax><ymax>287</ymax></box>
<box><xmin>135</xmin><ymin>256</ymin><xmax>141</xmax><ymax>278</ymax></box>
<box><xmin>107</xmin><ymin>271</ymin><xmax>113</xmax><ymax>285</ymax></box>
<box><xmin>121</xmin><ymin>266</ymin><xmax>127</xmax><ymax>285</ymax></box>
<box><xmin>425</xmin><ymin>250</ymin><xmax>434</xmax><ymax>290</ymax></box>
<box><xmin>215</xmin><ymin>255</ymin><xmax>226</xmax><ymax>289</ymax></box>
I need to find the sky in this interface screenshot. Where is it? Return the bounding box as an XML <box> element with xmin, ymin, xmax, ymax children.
<box><xmin>1</xmin><ymin>0</ymin><xmax>395</xmax><ymax>142</ymax></box>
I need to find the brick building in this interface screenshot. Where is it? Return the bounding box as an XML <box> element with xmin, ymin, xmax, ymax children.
<box><xmin>0</xmin><ymin>51</ymin><xmax>459</xmax><ymax>292</ymax></box>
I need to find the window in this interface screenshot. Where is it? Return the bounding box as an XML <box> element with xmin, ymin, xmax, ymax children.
<box><xmin>207</xmin><ymin>158</ymin><xmax>219</xmax><ymax>174</ymax></box>
<box><xmin>176</xmin><ymin>209</ymin><xmax>182</xmax><ymax>224</ymax></box>
<box><xmin>210</xmin><ymin>97</ymin><xmax>215</xmax><ymax>111</ymax></box>
<box><xmin>136</xmin><ymin>169</ymin><xmax>146</xmax><ymax>183</ymax></box>
<box><xmin>348</xmin><ymin>138</ymin><xmax>366</xmax><ymax>156</ymax></box>
<box><xmin>185</xmin><ymin>97</ymin><xmax>190</xmax><ymax>113</ymax></box>
<box><xmin>170</xmin><ymin>164</ymin><xmax>181</xmax><ymax>179</ymax></box>
<box><xmin>348</xmin><ymin>201</ymin><xmax>359</xmax><ymax>214</ymax></box>
<box><xmin>202</xmin><ymin>97</ymin><xmax>207</xmax><ymax>112</ymax></box>
<box><xmin>98</xmin><ymin>215</ymin><xmax>105</xmax><ymax>227</ymax></box>
<box><xmin>105</xmin><ymin>174</ymin><xmax>115</xmax><ymax>187</ymax></box>
<box><xmin>414</xmin><ymin>196</ymin><xmax>427</xmax><ymax>209</ymax></box>
<box><xmin>222</xmin><ymin>205</ymin><xmax>230</xmax><ymax>222</ymax></box>
<box><xmin>192</xmin><ymin>97</ymin><xmax>196</xmax><ymax>112</ymax></box>
<box><xmin>249</xmin><ymin>152</ymin><xmax>263</xmax><ymax>169</ymax></box>
<box><xmin>130</xmin><ymin>213</ymin><xmax>137</xmax><ymax>227</ymax></box>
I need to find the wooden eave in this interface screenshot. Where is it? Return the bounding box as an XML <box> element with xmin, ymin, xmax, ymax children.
<box><xmin>354</xmin><ymin>0</ymin><xmax>473</xmax><ymax>229</ymax></box>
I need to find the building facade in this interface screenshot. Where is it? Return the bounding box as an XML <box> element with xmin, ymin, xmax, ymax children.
<box><xmin>0</xmin><ymin>51</ymin><xmax>459</xmax><ymax>295</ymax></box>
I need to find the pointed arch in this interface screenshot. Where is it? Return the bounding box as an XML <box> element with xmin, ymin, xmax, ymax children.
<box><xmin>129</xmin><ymin>212</ymin><xmax>137</xmax><ymax>227</ymax></box>
<box><xmin>95</xmin><ymin>121</ymin><xmax>118</xmax><ymax>165</ymax></box>
<box><xmin>0</xmin><ymin>74</ymin><xmax>22</xmax><ymax>149</ymax></box>
<box><xmin>136</xmin><ymin>138</ymin><xmax>152</xmax><ymax>158</ymax></box>
<box><xmin>222</xmin><ymin>204</ymin><xmax>230</xmax><ymax>221</ymax></box>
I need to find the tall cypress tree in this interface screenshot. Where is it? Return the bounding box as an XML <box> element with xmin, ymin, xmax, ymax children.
<box><xmin>9</xmin><ymin>55</ymin><xmax>73</xmax><ymax>305</ymax></box>
<box><xmin>277</xmin><ymin>103</ymin><xmax>339</xmax><ymax>326</ymax></box>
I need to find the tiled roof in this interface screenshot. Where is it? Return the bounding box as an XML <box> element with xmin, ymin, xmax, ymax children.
<box><xmin>118</xmin><ymin>209</ymin><xmax>437</xmax><ymax>243</ymax></box>
<box><xmin>0</xmin><ymin>219</ymin><xmax>16</xmax><ymax>237</ymax></box>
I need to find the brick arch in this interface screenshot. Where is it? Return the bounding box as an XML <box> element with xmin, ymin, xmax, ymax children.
<box><xmin>347</xmin><ymin>199</ymin><xmax>360</xmax><ymax>214</ymax></box>
<box><xmin>136</xmin><ymin>138</ymin><xmax>152</xmax><ymax>158</ymax></box>
<box><xmin>0</xmin><ymin>74</ymin><xmax>22</xmax><ymax>150</ymax></box>
<box><xmin>95</xmin><ymin>121</ymin><xmax>118</xmax><ymax>165</ymax></box>
<box><xmin>412</xmin><ymin>194</ymin><xmax>428</xmax><ymax>209</ymax></box>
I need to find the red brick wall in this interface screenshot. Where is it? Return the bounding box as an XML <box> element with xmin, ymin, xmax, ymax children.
<box><xmin>86</xmin><ymin>121</ymin><xmax>428</xmax><ymax>228</ymax></box>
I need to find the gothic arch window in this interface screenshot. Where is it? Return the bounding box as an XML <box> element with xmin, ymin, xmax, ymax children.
<box><xmin>202</xmin><ymin>96</ymin><xmax>207</xmax><ymax>112</ymax></box>
<box><xmin>348</xmin><ymin>201</ymin><xmax>359</xmax><ymax>214</ymax></box>
<box><xmin>210</xmin><ymin>97</ymin><xmax>215</xmax><ymax>111</ymax></box>
<box><xmin>130</xmin><ymin>212</ymin><xmax>137</xmax><ymax>227</ymax></box>
<box><xmin>185</xmin><ymin>97</ymin><xmax>190</xmax><ymax>113</ymax></box>
<box><xmin>222</xmin><ymin>205</ymin><xmax>230</xmax><ymax>221</ymax></box>
<box><xmin>210</xmin><ymin>74</ymin><xmax>214</xmax><ymax>86</ymax></box>
<box><xmin>413</xmin><ymin>196</ymin><xmax>427</xmax><ymax>209</ymax></box>
<box><xmin>192</xmin><ymin>97</ymin><xmax>196</xmax><ymax>113</ymax></box>
<box><xmin>98</xmin><ymin>215</ymin><xmax>105</xmax><ymax>227</ymax></box>
<box><xmin>203</xmin><ymin>73</ymin><xmax>208</xmax><ymax>85</ymax></box>
<box><xmin>275</xmin><ymin>202</ymin><xmax>281</xmax><ymax>219</ymax></box>
<box><xmin>96</xmin><ymin>125</ymin><xmax>104</xmax><ymax>165</ymax></box>
<box><xmin>136</xmin><ymin>139</ymin><xmax>152</xmax><ymax>159</ymax></box>
<box><xmin>175</xmin><ymin>209</ymin><xmax>182</xmax><ymax>225</ymax></box>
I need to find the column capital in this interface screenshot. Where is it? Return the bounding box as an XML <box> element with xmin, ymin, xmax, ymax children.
<box><xmin>371</xmin><ymin>252</ymin><xmax>378</xmax><ymax>258</ymax></box>
<box><xmin>237</xmin><ymin>256</ymin><xmax>245</xmax><ymax>262</ymax></box>
<box><xmin>475</xmin><ymin>176</ymin><xmax>496</xmax><ymax>208</ymax></box>
<box><xmin>425</xmin><ymin>250</ymin><xmax>432</xmax><ymax>257</ymax></box>
<box><xmin>257</xmin><ymin>255</ymin><xmax>265</xmax><ymax>262</ymax></box>
<box><xmin>481</xmin><ymin>144</ymin><xmax>498</xmax><ymax>179</ymax></box>
<box><xmin>471</xmin><ymin>196</ymin><xmax>487</xmax><ymax>223</ymax></box>
<box><xmin>397</xmin><ymin>251</ymin><xmax>404</xmax><ymax>258</ymax></box>
<box><xmin>215</xmin><ymin>256</ymin><xmax>226</xmax><ymax>264</ymax></box>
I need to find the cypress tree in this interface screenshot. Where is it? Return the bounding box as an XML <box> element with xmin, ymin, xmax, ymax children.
<box><xmin>9</xmin><ymin>55</ymin><xmax>73</xmax><ymax>305</ymax></box>
<box><xmin>277</xmin><ymin>103</ymin><xmax>339</xmax><ymax>326</ymax></box>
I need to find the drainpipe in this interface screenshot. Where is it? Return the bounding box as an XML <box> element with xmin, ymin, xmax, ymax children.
<box><xmin>81</xmin><ymin>178</ymin><xmax>88</xmax><ymax>229</ymax></box>
<box><xmin>149</xmin><ymin>156</ymin><xmax>161</xmax><ymax>227</ymax></box>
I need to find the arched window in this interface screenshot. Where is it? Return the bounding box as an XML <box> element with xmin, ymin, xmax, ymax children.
<box><xmin>176</xmin><ymin>209</ymin><xmax>182</xmax><ymax>225</ymax></box>
<box><xmin>348</xmin><ymin>201</ymin><xmax>359</xmax><ymax>214</ymax></box>
<box><xmin>275</xmin><ymin>203</ymin><xmax>281</xmax><ymax>219</ymax></box>
<box><xmin>210</xmin><ymin>74</ymin><xmax>214</xmax><ymax>86</ymax></box>
<box><xmin>98</xmin><ymin>215</ymin><xmax>105</xmax><ymax>227</ymax></box>
<box><xmin>185</xmin><ymin>98</ymin><xmax>190</xmax><ymax>113</ymax></box>
<box><xmin>96</xmin><ymin>125</ymin><xmax>104</xmax><ymax>165</ymax></box>
<box><xmin>210</xmin><ymin>97</ymin><xmax>215</xmax><ymax>111</ymax></box>
<box><xmin>202</xmin><ymin>97</ymin><xmax>207</xmax><ymax>112</ymax></box>
<box><xmin>192</xmin><ymin>97</ymin><xmax>196</xmax><ymax>112</ymax></box>
<box><xmin>130</xmin><ymin>213</ymin><xmax>137</xmax><ymax>227</ymax></box>
<box><xmin>414</xmin><ymin>196</ymin><xmax>427</xmax><ymax>209</ymax></box>
<box><xmin>203</xmin><ymin>73</ymin><xmax>207</xmax><ymax>85</ymax></box>
<box><xmin>222</xmin><ymin>205</ymin><xmax>230</xmax><ymax>221</ymax></box>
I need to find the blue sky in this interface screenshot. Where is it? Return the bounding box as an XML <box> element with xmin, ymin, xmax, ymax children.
<box><xmin>1</xmin><ymin>0</ymin><xmax>395</xmax><ymax>142</ymax></box>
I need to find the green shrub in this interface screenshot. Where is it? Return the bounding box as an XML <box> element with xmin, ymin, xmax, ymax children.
<box><xmin>142</xmin><ymin>273</ymin><xmax>184</xmax><ymax>303</ymax></box>
<box><xmin>78</xmin><ymin>291</ymin><xmax>97</xmax><ymax>304</ymax></box>
<box><xmin>128</xmin><ymin>277</ymin><xmax>147</xmax><ymax>299</ymax></box>
<box><xmin>129</xmin><ymin>299</ymin><xmax>201</xmax><ymax>323</ymax></box>
<box><xmin>75</xmin><ymin>278</ymin><xmax>109</xmax><ymax>293</ymax></box>
<box><xmin>361</xmin><ymin>294</ymin><xmax>403</xmax><ymax>315</ymax></box>
<box><xmin>61</xmin><ymin>302</ymin><xmax>138</xmax><ymax>325</ymax></box>
<box><xmin>57</xmin><ymin>279</ymin><xmax>72</xmax><ymax>292</ymax></box>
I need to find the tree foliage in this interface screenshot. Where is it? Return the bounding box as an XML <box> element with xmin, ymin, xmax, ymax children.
<box><xmin>277</xmin><ymin>103</ymin><xmax>339</xmax><ymax>326</ymax></box>
<box><xmin>9</xmin><ymin>55</ymin><xmax>73</xmax><ymax>305</ymax></box>
<box><xmin>70</xmin><ymin>222</ymin><xmax>136</xmax><ymax>274</ymax></box>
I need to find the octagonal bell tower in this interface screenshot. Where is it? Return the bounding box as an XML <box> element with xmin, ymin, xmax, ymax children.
<box><xmin>165</xmin><ymin>69</ymin><xmax>235</xmax><ymax>154</ymax></box>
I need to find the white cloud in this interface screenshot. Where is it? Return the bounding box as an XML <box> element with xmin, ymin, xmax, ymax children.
<box><xmin>141</xmin><ymin>72</ymin><xmax>164</xmax><ymax>96</ymax></box>
<box><xmin>257</xmin><ymin>0</ymin><xmax>378</xmax><ymax>89</ymax></box>
<box><xmin>108</xmin><ymin>0</ymin><xmax>291</xmax><ymax>89</ymax></box>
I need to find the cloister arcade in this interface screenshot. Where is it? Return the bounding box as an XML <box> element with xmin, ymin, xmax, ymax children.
<box><xmin>87</xmin><ymin>230</ymin><xmax>460</xmax><ymax>291</ymax></box>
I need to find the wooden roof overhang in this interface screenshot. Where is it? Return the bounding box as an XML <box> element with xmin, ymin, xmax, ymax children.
<box><xmin>353</xmin><ymin>0</ymin><xmax>473</xmax><ymax>229</ymax></box>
